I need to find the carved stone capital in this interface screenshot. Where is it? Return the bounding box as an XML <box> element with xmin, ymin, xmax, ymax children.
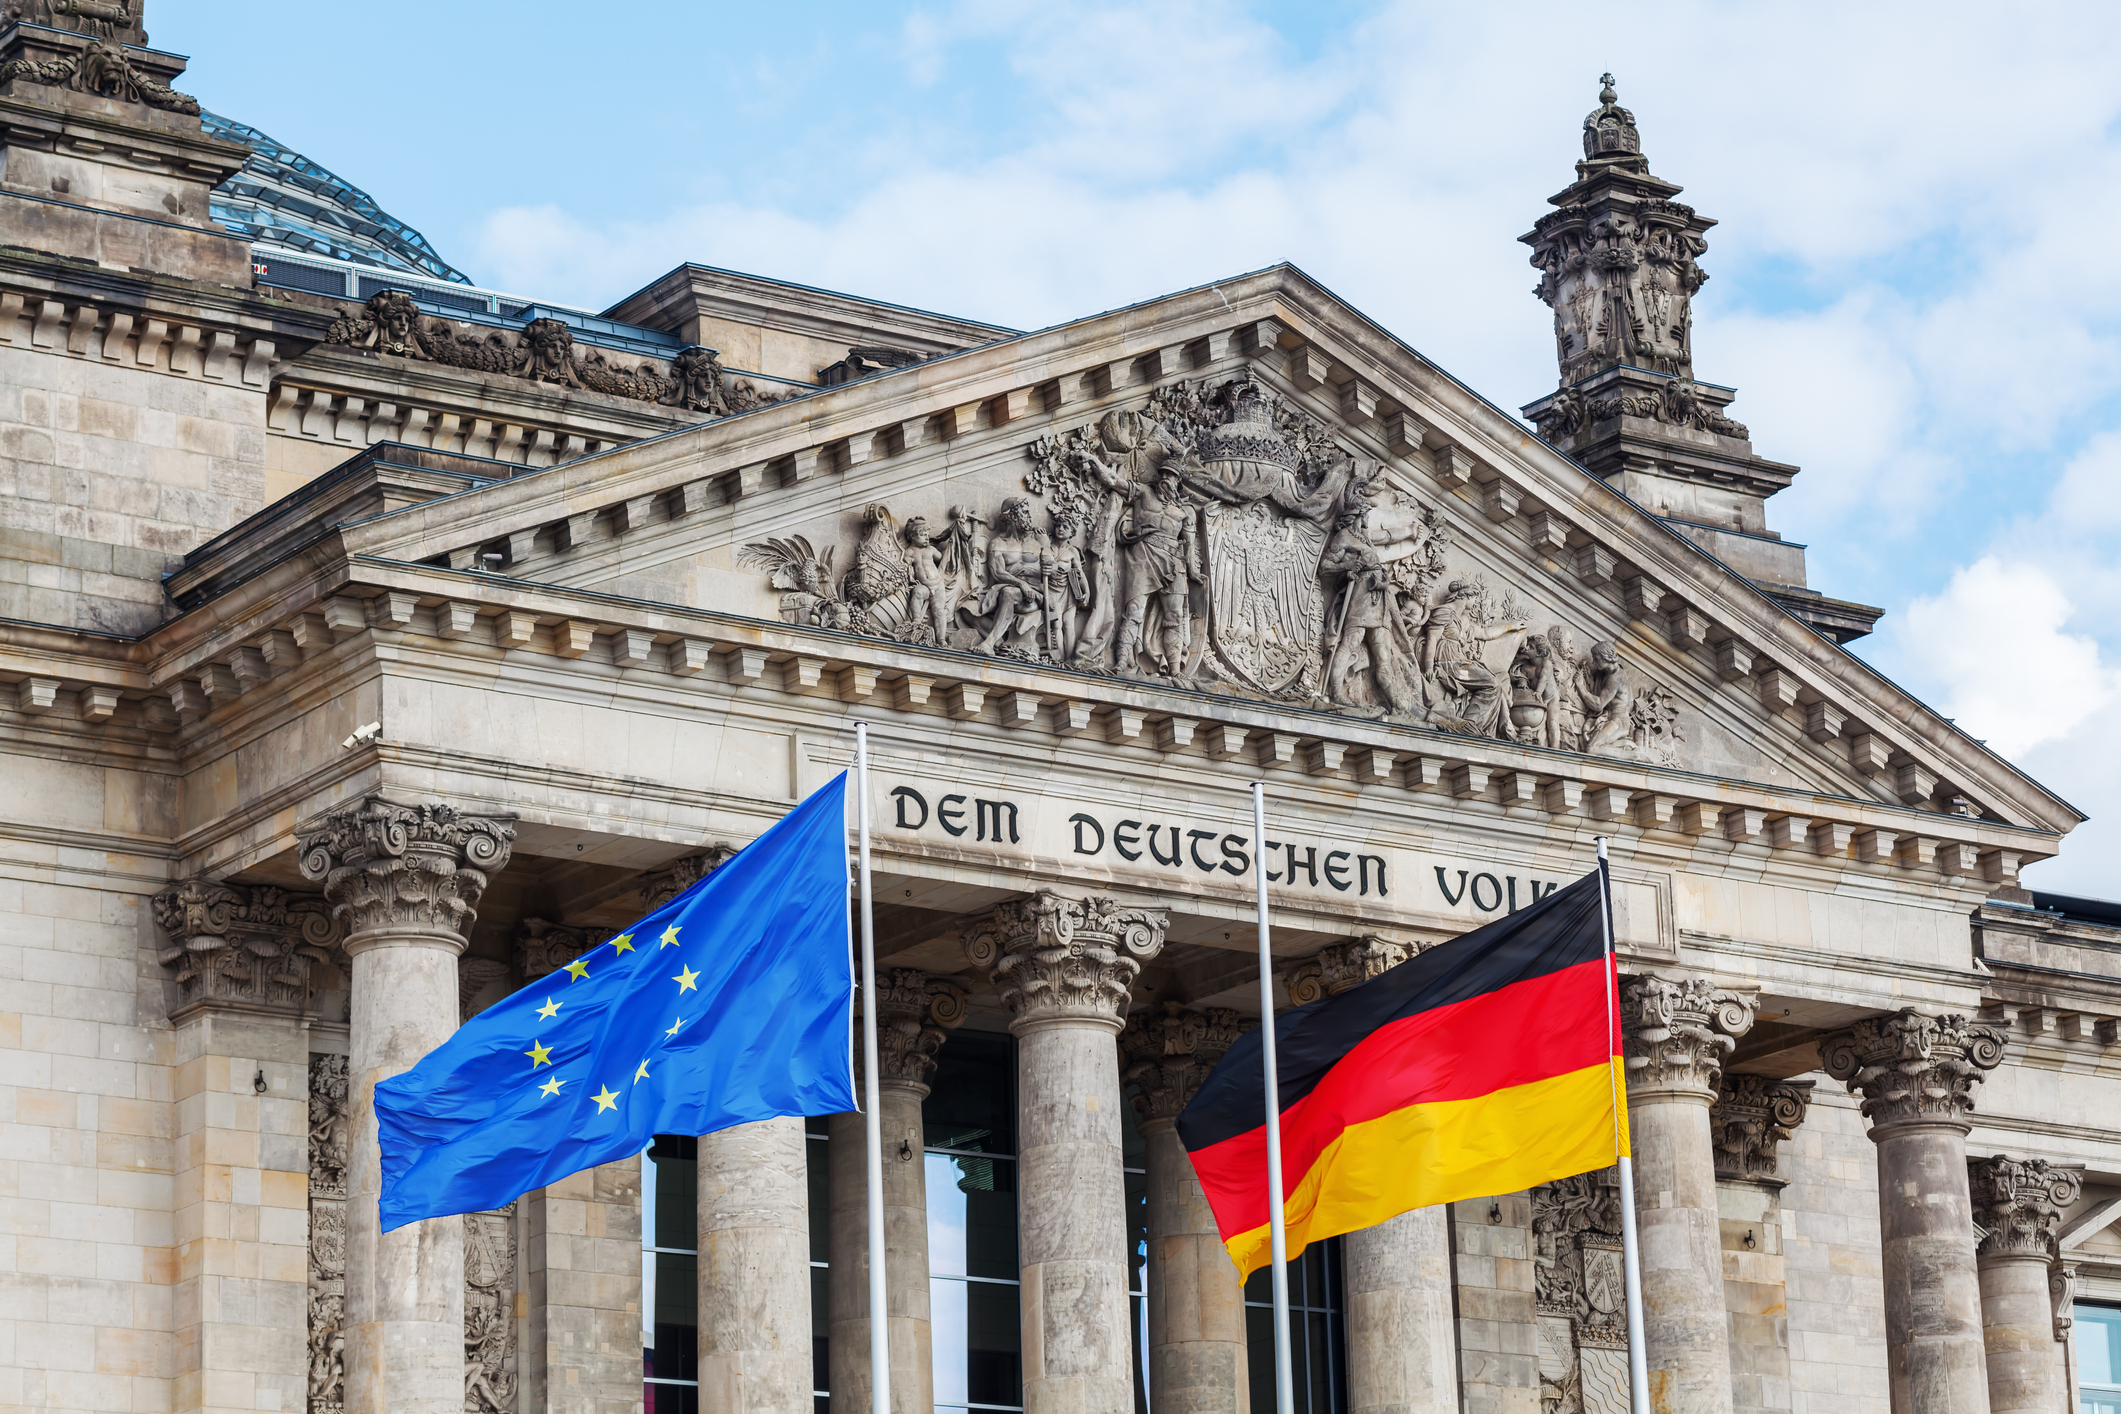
<box><xmin>1285</xmin><ymin>935</ymin><xmax>1412</xmax><ymax>1006</ymax></box>
<box><xmin>151</xmin><ymin>877</ymin><xmax>342</xmax><ymax>1022</ymax></box>
<box><xmin>1621</xmin><ymin>973</ymin><xmax>1755</xmax><ymax>1102</ymax></box>
<box><xmin>861</xmin><ymin>968</ymin><xmax>969</xmax><ymax>1095</ymax></box>
<box><xmin>1968</xmin><ymin>1156</ymin><xmax>2082</xmax><ymax>1261</ymax></box>
<box><xmin>1121</xmin><ymin>1002</ymin><xmax>1248</xmax><ymax>1123</ymax></box>
<box><xmin>1819</xmin><ymin>1008</ymin><xmax>2006</xmax><ymax>1134</ymax></box>
<box><xmin>638</xmin><ymin>843</ymin><xmax>740</xmax><ymax>911</ymax></box>
<box><xmin>1709</xmin><ymin>1073</ymin><xmax>1815</xmax><ymax>1182</ymax></box>
<box><xmin>965</xmin><ymin>890</ymin><xmax>1167</xmax><ymax>1032</ymax></box>
<box><xmin>514</xmin><ymin>918</ymin><xmax>592</xmax><ymax>983</ymax></box>
<box><xmin>296</xmin><ymin>796</ymin><xmax>515</xmax><ymax>946</ymax></box>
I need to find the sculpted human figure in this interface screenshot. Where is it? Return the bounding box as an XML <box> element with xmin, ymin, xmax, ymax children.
<box><xmin>1506</xmin><ymin>634</ymin><xmax>1555</xmax><ymax>744</ymax></box>
<box><xmin>973</xmin><ymin>497</ymin><xmax>1049</xmax><ymax>655</ymax></box>
<box><xmin>1044</xmin><ymin>510</ymin><xmax>1092</xmax><ymax>665</ymax></box>
<box><xmin>1419</xmin><ymin>580</ymin><xmax>1526</xmax><ymax>737</ymax></box>
<box><xmin>1113</xmin><ymin>464</ymin><xmax>1201</xmax><ymax>678</ymax></box>
<box><xmin>1318</xmin><ymin>465</ymin><xmax>1423</xmax><ymax>715</ymax></box>
<box><xmin>1069</xmin><ymin>411</ymin><xmax>1151</xmax><ymax>668</ymax></box>
<box><xmin>901</xmin><ymin>516</ymin><xmax>956</xmax><ymax>646</ymax></box>
<box><xmin>1545</xmin><ymin>625</ymin><xmax>1586</xmax><ymax>750</ymax></box>
<box><xmin>1578</xmin><ymin>641</ymin><xmax>1633</xmax><ymax>754</ymax></box>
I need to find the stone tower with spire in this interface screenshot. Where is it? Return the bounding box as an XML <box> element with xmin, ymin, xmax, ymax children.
<box><xmin>1520</xmin><ymin>76</ymin><xmax>1881</xmax><ymax>643</ymax></box>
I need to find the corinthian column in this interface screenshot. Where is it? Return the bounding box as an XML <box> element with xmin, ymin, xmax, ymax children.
<box><xmin>1121</xmin><ymin>1001</ymin><xmax>1250</xmax><ymax>1414</ymax></box>
<box><xmin>829</xmin><ymin>969</ymin><xmax>968</xmax><ymax>1414</ymax></box>
<box><xmin>968</xmin><ymin>891</ymin><xmax>1167</xmax><ymax>1414</ymax></box>
<box><xmin>1287</xmin><ymin>937</ymin><xmax>1457</xmax><ymax>1414</ymax></box>
<box><xmin>1968</xmin><ymin>1157</ymin><xmax>2081</xmax><ymax>1414</ymax></box>
<box><xmin>1821</xmin><ymin>1010</ymin><xmax>2006</xmax><ymax>1414</ymax></box>
<box><xmin>298</xmin><ymin>797</ymin><xmax>516</xmax><ymax>1414</ymax></box>
<box><xmin>1620</xmin><ymin>973</ymin><xmax>1755</xmax><ymax>1414</ymax></box>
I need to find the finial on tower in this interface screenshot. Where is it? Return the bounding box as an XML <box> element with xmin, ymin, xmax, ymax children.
<box><xmin>1583</xmin><ymin>72</ymin><xmax>1640</xmax><ymax>160</ymax></box>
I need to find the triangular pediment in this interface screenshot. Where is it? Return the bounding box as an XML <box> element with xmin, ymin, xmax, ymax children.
<box><xmin>333</xmin><ymin>264</ymin><xmax>2077</xmax><ymax>837</ymax></box>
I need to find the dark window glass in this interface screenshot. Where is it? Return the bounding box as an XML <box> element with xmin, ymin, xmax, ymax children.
<box><xmin>2081</xmin><ymin>1302</ymin><xmax>2121</xmax><ymax>1414</ymax></box>
<box><xmin>931</xmin><ymin>1276</ymin><xmax>1023</xmax><ymax>1408</ymax></box>
<box><xmin>1244</xmin><ymin>1239</ymin><xmax>1348</xmax><ymax>1414</ymax></box>
<box><xmin>926</xmin><ymin>1029</ymin><xmax>1022</xmax><ymax>1411</ymax></box>
<box><xmin>925</xmin><ymin>1029</ymin><xmax>1016</xmax><ymax>1154</ymax></box>
<box><xmin>646</xmin><ymin>1251</ymin><xmax>697</xmax><ymax>1381</ymax></box>
<box><xmin>811</xmin><ymin>1264</ymin><xmax>830</xmax><ymax>1398</ymax></box>
<box><xmin>648</xmin><ymin>1135</ymin><xmax>696</xmax><ymax>1250</ymax></box>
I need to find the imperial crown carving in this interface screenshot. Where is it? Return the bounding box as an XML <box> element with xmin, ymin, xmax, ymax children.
<box><xmin>1121</xmin><ymin>1002</ymin><xmax>1247</xmax><ymax>1122</ymax></box>
<box><xmin>1967</xmin><ymin>1155</ymin><xmax>2082</xmax><ymax>1261</ymax></box>
<box><xmin>1709</xmin><ymin>1073</ymin><xmax>1814</xmax><ymax>1182</ymax></box>
<box><xmin>295</xmin><ymin>796</ymin><xmax>515</xmax><ymax>944</ymax></box>
<box><xmin>1285</xmin><ymin>935</ymin><xmax>1413</xmax><ymax>1006</ymax></box>
<box><xmin>965</xmin><ymin>890</ymin><xmax>1167</xmax><ymax>1031</ymax></box>
<box><xmin>1620</xmin><ymin>973</ymin><xmax>1755</xmax><ymax>1100</ymax></box>
<box><xmin>1819</xmin><ymin>1009</ymin><xmax>2006</xmax><ymax>1133</ymax></box>
<box><xmin>151</xmin><ymin>878</ymin><xmax>341</xmax><ymax>1022</ymax></box>
<box><xmin>863</xmin><ymin>967</ymin><xmax>970</xmax><ymax>1093</ymax></box>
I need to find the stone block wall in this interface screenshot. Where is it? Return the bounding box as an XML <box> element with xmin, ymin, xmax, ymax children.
<box><xmin>1453</xmin><ymin>1192</ymin><xmax>1538</xmax><ymax>1414</ymax></box>
<box><xmin>1721</xmin><ymin>1178</ymin><xmax>1791</xmax><ymax>1414</ymax></box>
<box><xmin>1778</xmin><ymin>1086</ymin><xmax>1889</xmax><ymax>1414</ymax></box>
<box><xmin>525</xmin><ymin>1156</ymin><xmax>645</xmax><ymax>1414</ymax></box>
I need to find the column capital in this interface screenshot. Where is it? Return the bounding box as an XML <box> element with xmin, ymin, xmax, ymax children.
<box><xmin>514</xmin><ymin>918</ymin><xmax>594</xmax><ymax>982</ymax></box>
<box><xmin>1709</xmin><ymin>1073</ymin><xmax>1815</xmax><ymax>1182</ymax></box>
<box><xmin>1968</xmin><ymin>1155</ymin><xmax>2081</xmax><ymax>1261</ymax></box>
<box><xmin>864</xmin><ymin>967</ymin><xmax>969</xmax><ymax>1096</ymax></box>
<box><xmin>966</xmin><ymin>889</ymin><xmax>1167</xmax><ymax>1033</ymax></box>
<box><xmin>296</xmin><ymin>795</ymin><xmax>516</xmax><ymax>947</ymax></box>
<box><xmin>1621</xmin><ymin>972</ymin><xmax>1756</xmax><ymax>1102</ymax></box>
<box><xmin>1820</xmin><ymin>1008</ymin><xmax>2006</xmax><ymax>1135</ymax></box>
<box><xmin>151</xmin><ymin>877</ymin><xmax>342</xmax><ymax>1022</ymax></box>
<box><xmin>1285</xmin><ymin>934</ymin><xmax>1413</xmax><ymax>1005</ymax></box>
<box><xmin>638</xmin><ymin>843</ymin><xmax>740</xmax><ymax>911</ymax></box>
<box><xmin>1121</xmin><ymin>1002</ymin><xmax>1247</xmax><ymax>1123</ymax></box>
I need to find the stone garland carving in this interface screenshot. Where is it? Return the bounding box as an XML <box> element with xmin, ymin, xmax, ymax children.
<box><xmin>965</xmin><ymin>890</ymin><xmax>1167</xmax><ymax>1029</ymax></box>
<box><xmin>1533</xmin><ymin>1168</ymin><xmax>1630</xmax><ymax>1414</ymax></box>
<box><xmin>744</xmin><ymin>370</ymin><xmax>1688</xmax><ymax>766</ymax></box>
<box><xmin>295</xmin><ymin>797</ymin><xmax>515</xmax><ymax>940</ymax></box>
<box><xmin>1120</xmin><ymin>1002</ymin><xmax>1246</xmax><ymax>1121</ymax></box>
<box><xmin>1709</xmin><ymin>1073</ymin><xmax>1814</xmax><ymax>1182</ymax></box>
<box><xmin>464</xmin><ymin>1202</ymin><xmax>518</xmax><ymax>1414</ymax></box>
<box><xmin>0</xmin><ymin>35</ymin><xmax>198</xmax><ymax>113</ymax></box>
<box><xmin>1967</xmin><ymin>1156</ymin><xmax>2082</xmax><ymax>1260</ymax></box>
<box><xmin>1530</xmin><ymin>378</ymin><xmax>1747</xmax><ymax>444</ymax></box>
<box><xmin>323</xmin><ymin>289</ymin><xmax>794</xmax><ymax>416</ymax></box>
<box><xmin>152</xmin><ymin>878</ymin><xmax>342</xmax><ymax>1021</ymax></box>
<box><xmin>1620</xmin><ymin>973</ymin><xmax>1755</xmax><ymax>1099</ymax></box>
<box><xmin>306</xmin><ymin>1054</ymin><xmax>350</xmax><ymax>1414</ymax></box>
<box><xmin>1284</xmin><ymin>934</ymin><xmax>1414</xmax><ymax>1006</ymax></box>
<box><xmin>1819</xmin><ymin>1009</ymin><xmax>2007</xmax><ymax>1131</ymax></box>
<box><xmin>866</xmin><ymin>967</ymin><xmax>970</xmax><ymax>1092</ymax></box>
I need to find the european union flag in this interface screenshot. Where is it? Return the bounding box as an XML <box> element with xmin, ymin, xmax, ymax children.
<box><xmin>377</xmin><ymin>773</ymin><xmax>856</xmax><ymax>1230</ymax></box>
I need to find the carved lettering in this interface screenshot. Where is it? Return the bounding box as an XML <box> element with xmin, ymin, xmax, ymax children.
<box><xmin>1070</xmin><ymin>813</ymin><xmax>1106</xmax><ymax>855</ymax></box>
<box><xmin>975</xmin><ymin>798</ymin><xmax>1019</xmax><ymax>844</ymax></box>
<box><xmin>1436</xmin><ymin>867</ymin><xmax>1469</xmax><ymax>905</ymax></box>
<box><xmin>1220</xmin><ymin>835</ymin><xmax>1250</xmax><ymax>876</ymax></box>
<box><xmin>1148</xmin><ymin>825</ymin><xmax>1183</xmax><ymax>868</ymax></box>
<box><xmin>1359</xmin><ymin>855</ymin><xmax>1387</xmax><ymax>897</ymax></box>
<box><xmin>1324</xmin><ymin>850</ymin><xmax>1354</xmax><ymax>892</ymax></box>
<box><xmin>937</xmin><ymin>794</ymin><xmax>968</xmax><ymax>837</ymax></box>
<box><xmin>1470</xmin><ymin>872</ymin><xmax>1503</xmax><ymax>912</ymax></box>
<box><xmin>1114</xmin><ymin>819</ymin><xmax>1144</xmax><ymax>861</ymax></box>
<box><xmin>891</xmin><ymin>786</ymin><xmax>929</xmax><ymax>830</ymax></box>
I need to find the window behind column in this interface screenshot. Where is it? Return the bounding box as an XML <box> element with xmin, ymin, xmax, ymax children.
<box><xmin>1245</xmin><ymin>1239</ymin><xmax>1349</xmax><ymax>1414</ymax></box>
<box><xmin>925</xmin><ymin>1029</ymin><xmax>1023</xmax><ymax>1413</ymax></box>
<box><xmin>2082</xmin><ymin>1304</ymin><xmax>2121</xmax><ymax>1414</ymax></box>
<box><xmin>643</xmin><ymin>1135</ymin><xmax>698</xmax><ymax>1414</ymax></box>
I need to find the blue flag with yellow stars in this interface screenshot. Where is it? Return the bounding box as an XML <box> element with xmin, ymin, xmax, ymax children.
<box><xmin>376</xmin><ymin>772</ymin><xmax>855</xmax><ymax>1230</ymax></box>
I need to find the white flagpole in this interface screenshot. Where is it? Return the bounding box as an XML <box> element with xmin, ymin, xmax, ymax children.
<box><xmin>1596</xmin><ymin>835</ymin><xmax>1651</xmax><ymax>1414</ymax></box>
<box><xmin>855</xmin><ymin>723</ymin><xmax>891</xmax><ymax>1414</ymax></box>
<box><xmin>1252</xmin><ymin>782</ymin><xmax>1296</xmax><ymax>1414</ymax></box>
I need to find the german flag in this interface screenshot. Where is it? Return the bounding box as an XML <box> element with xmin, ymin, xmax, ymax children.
<box><xmin>1176</xmin><ymin>868</ymin><xmax>1626</xmax><ymax>1276</ymax></box>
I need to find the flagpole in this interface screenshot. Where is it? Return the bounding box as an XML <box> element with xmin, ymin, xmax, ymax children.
<box><xmin>855</xmin><ymin>723</ymin><xmax>891</xmax><ymax>1414</ymax></box>
<box><xmin>1597</xmin><ymin>834</ymin><xmax>1650</xmax><ymax>1414</ymax></box>
<box><xmin>1252</xmin><ymin>782</ymin><xmax>1296</xmax><ymax>1414</ymax></box>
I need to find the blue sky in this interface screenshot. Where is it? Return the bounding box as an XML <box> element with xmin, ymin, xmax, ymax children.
<box><xmin>160</xmin><ymin>0</ymin><xmax>2121</xmax><ymax>892</ymax></box>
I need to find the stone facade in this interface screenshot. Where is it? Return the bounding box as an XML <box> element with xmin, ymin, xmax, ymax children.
<box><xmin>2</xmin><ymin>28</ymin><xmax>2118</xmax><ymax>1414</ymax></box>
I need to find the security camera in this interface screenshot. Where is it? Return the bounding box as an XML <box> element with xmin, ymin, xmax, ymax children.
<box><xmin>341</xmin><ymin>721</ymin><xmax>382</xmax><ymax>749</ymax></box>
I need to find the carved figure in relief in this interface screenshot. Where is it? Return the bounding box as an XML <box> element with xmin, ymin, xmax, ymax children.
<box><xmin>1421</xmin><ymin>580</ymin><xmax>1528</xmax><ymax>736</ymax></box>
<box><xmin>900</xmin><ymin>516</ymin><xmax>957</xmax><ymax>646</ymax></box>
<box><xmin>1579</xmin><ymin>642</ymin><xmax>1633</xmax><ymax>755</ymax></box>
<box><xmin>1044</xmin><ymin>509</ymin><xmax>1092</xmax><ymax>666</ymax></box>
<box><xmin>1317</xmin><ymin>463</ymin><xmax>1424</xmax><ymax>716</ymax></box>
<box><xmin>971</xmin><ymin>497</ymin><xmax>1051</xmax><ymax>657</ymax></box>
<box><xmin>1507</xmin><ymin>634</ymin><xmax>1557</xmax><ymax>744</ymax></box>
<box><xmin>1113</xmin><ymin>464</ymin><xmax>1202</xmax><ymax>678</ymax></box>
<box><xmin>1546</xmin><ymin>626</ymin><xmax>1587</xmax><ymax>749</ymax></box>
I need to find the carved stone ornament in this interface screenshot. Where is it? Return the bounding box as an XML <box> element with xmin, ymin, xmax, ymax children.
<box><xmin>1620</xmin><ymin>973</ymin><xmax>1755</xmax><ymax>1100</ymax></box>
<box><xmin>1285</xmin><ymin>934</ymin><xmax>1413</xmax><ymax>1006</ymax></box>
<box><xmin>2052</xmin><ymin>1263</ymin><xmax>2077</xmax><ymax>1341</ymax></box>
<box><xmin>323</xmin><ymin>290</ymin><xmax>794</xmax><ymax>416</ymax></box>
<box><xmin>1120</xmin><ymin>1002</ymin><xmax>1247</xmax><ymax>1122</ymax></box>
<box><xmin>514</xmin><ymin>917</ymin><xmax>592</xmax><ymax>984</ymax></box>
<box><xmin>863</xmin><ymin>967</ymin><xmax>970</xmax><ymax>1093</ymax></box>
<box><xmin>306</xmin><ymin>1053</ymin><xmax>350</xmax><ymax>1414</ymax></box>
<box><xmin>741</xmin><ymin>370</ymin><xmax>1690</xmax><ymax>766</ymax></box>
<box><xmin>1818</xmin><ymin>1008</ymin><xmax>2007</xmax><ymax>1133</ymax></box>
<box><xmin>464</xmin><ymin>1203</ymin><xmax>518</xmax><ymax>1414</ymax></box>
<box><xmin>964</xmin><ymin>889</ymin><xmax>1167</xmax><ymax>1031</ymax></box>
<box><xmin>1534</xmin><ymin>1167</ymin><xmax>1630</xmax><ymax>1414</ymax></box>
<box><xmin>295</xmin><ymin>796</ymin><xmax>515</xmax><ymax>944</ymax></box>
<box><xmin>1967</xmin><ymin>1156</ymin><xmax>2082</xmax><ymax>1261</ymax></box>
<box><xmin>459</xmin><ymin>956</ymin><xmax>513</xmax><ymax>1023</ymax></box>
<box><xmin>18</xmin><ymin>0</ymin><xmax>151</xmax><ymax>45</ymax></box>
<box><xmin>638</xmin><ymin>843</ymin><xmax>740</xmax><ymax>912</ymax></box>
<box><xmin>151</xmin><ymin>878</ymin><xmax>342</xmax><ymax>1022</ymax></box>
<box><xmin>0</xmin><ymin>35</ymin><xmax>198</xmax><ymax>113</ymax></box>
<box><xmin>1709</xmin><ymin>1073</ymin><xmax>1814</xmax><ymax>1182</ymax></box>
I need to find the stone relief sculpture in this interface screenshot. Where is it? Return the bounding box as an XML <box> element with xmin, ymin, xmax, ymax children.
<box><xmin>6</xmin><ymin>0</ymin><xmax>148</xmax><ymax>44</ymax></box>
<box><xmin>463</xmin><ymin>1203</ymin><xmax>518</xmax><ymax>1414</ymax></box>
<box><xmin>307</xmin><ymin>1054</ymin><xmax>350</xmax><ymax>1414</ymax></box>
<box><xmin>0</xmin><ymin>36</ymin><xmax>197</xmax><ymax>112</ymax></box>
<box><xmin>744</xmin><ymin>369</ymin><xmax>1691</xmax><ymax>766</ymax></box>
<box><xmin>1532</xmin><ymin>1170</ymin><xmax>1630</xmax><ymax>1414</ymax></box>
<box><xmin>323</xmin><ymin>290</ymin><xmax>794</xmax><ymax>416</ymax></box>
<box><xmin>153</xmin><ymin>879</ymin><xmax>342</xmax><ymax>1022</ymax></box>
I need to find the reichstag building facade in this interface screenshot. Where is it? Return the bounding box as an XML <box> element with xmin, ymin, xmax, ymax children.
<box><xmin>1</xmin><ymin>9</ymin><xmax>2117</xmax><ymax>1414</ymax></box>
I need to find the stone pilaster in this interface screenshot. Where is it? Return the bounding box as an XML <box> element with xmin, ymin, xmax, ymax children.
<box><xmin>152</xmin><ymin>879</ymin><xmax>340</xmax><ymax>1414</ymax></box>
<box><xmin>1968</xmin><ymin>1157</ymin><xmax>2081</xmax><ymax>1414</ymax></box>
<box><xmin>1621</xmin><ymin>973</ymin><xmax>1756</xmax><ymax>1414</ymax></box>
<box><xmin>1820</xmin><ymin>1009</ymin><xmax>2006</xmax><ymax>1414</ymax></box>
<box><xmin>830</xmin><ymin>969</ymin><xmax>968</xmax><ymax>1414</ymax></box>
<box><xmin>297</xmin><ymin>796</ymin><xmax>516</xmax><ymax>1414</ymax></box>
<box><xmin>967</xmin><ymin>890</ymin><xmax>1167</xmax><ymax>1414</ymax></box>
<box><xmin>1710</xmin><ymin>1075</ymin><xmax>1815</xmax><ymax>1414</ymax></box>
<box><xmin>1121</xmin><ymin>1001</ymin><xmax>1251</xmax><ymax>1414</ymax></box>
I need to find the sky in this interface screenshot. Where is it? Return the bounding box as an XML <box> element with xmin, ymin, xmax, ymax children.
<box><xmin>158</xmin><ymin>0</ymin><xmax>2121</xmax><ymax>894</ymax></box>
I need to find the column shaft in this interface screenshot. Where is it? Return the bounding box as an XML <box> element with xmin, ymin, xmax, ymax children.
<box><xmin>698</xmin><ymin>1116</ymin><xmax>815</xmax><ymax>1414</ymax></box>
<box><xmin>1969</xmin><ymin>1156</ymin><xmax>2082</xmax><ymax>1414</ymax></box>
<box><xmin>1143</xmin><ymin>1119</ymin><xmax>1249</xmax><ymax>1413</ymax></box>
<box><xmin>1346</xmin><ymin>1208</ymin><xmax>1455</xmax><ymax>1414</ymax></box>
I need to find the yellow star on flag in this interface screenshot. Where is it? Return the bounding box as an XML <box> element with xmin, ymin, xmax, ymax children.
<box><xmin>563</xmin><ymin>957</ymin><xmax>591</xmax><ymax>982</ymax></box>
<box><xmin>536</xmin><ymin>998</ymin><xmax>560</xmax><ymax>1021</ymax></box>
<box><xmin>524</xmin><ymin>1040</ymin><xmax>553</xmax><ymax>1068</ymax></box>
<box><xmin>634</xmin><ymin>1060</ymin><xmax>651</xmax><ymax>1083</ymax></box>
<box><xmin>665</xmin><ymin>1016</ymin><xmax>684</xmax><ymax>1037</ymax></box>
<box><xmin>611</xmin><ymin>933</ymin><xmax>635</xmax><ymax>954</ymax></box>
<box><xmin>539</xmin><ymin>1077</ymin><xmax>563</xmax><ymax>1097</ymax></box>
<box><xmin>659</xmin><ymin>924</ymin><xmax>681</xmax><ymax>949</ymax></box>
<box><xmin>673</xmin><ymin>965</ymin><xmax>700</xmax><ymax>994</ymax></box>
<box><xmin>592</xmin><ymin>1086</ymin><xmax>620</xmax><ymax>1113</ymax></box>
